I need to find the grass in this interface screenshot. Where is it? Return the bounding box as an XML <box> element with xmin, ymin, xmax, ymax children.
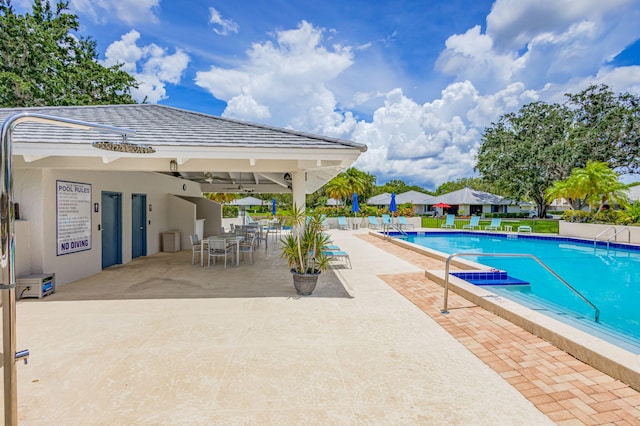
<box><xmin>420</xmin><ymin>217</ymin><xmax>559</xmax><ymax>234</ymax></box>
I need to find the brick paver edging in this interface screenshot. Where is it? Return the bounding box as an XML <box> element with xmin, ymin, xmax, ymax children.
<box><xmin>359</xmin><ymin>234</ymin><xmax>640</xmax><ymax>425</ymax></box>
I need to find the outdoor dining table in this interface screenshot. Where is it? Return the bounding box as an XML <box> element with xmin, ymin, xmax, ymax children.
<box><xmin>200</xmin><ymin>235</ymin><xmax>244</xmax><ymax>267</ymax></box>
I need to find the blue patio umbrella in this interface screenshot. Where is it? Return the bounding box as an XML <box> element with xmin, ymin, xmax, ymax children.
<box><xmin>351</xmin><ymin>192</ymin><xmax>360</xmax><ymax>214</ymax></box>
<box><xmin>389</xmin><ymin>192</ymin><xmax>397</xmax><ymax>214</ymax></box>
<box><xmin>271</xmin><ymin>198</ymin><xmax>277</xmax><ymax>216</ymax></box>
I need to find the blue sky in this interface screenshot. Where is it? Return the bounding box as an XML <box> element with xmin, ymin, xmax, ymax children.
<box><xmin>14</xmin><ymin>0</ymin><xmax>640</xmax><ymax>189</ymax></box>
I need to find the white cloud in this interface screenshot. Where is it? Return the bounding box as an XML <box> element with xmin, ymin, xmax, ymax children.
<box><xmin>195</xmin><ymin>21</ymin><xmax>354</xmax><ymax>134</ymax></box>
<box><xmin>70</xmin><ymin>0</ymin><xmax>160</xmax><ymax>25</ymax></box>
<box><xmin>101</xmin><ymin>31</ymin><xmax>189</xmax><ymax>103</ymax></box>
<box><xmin>209</xmin><ymin>7</ymin><xmax>239</xmax><ymax>36</ymax></box>
<box><xmin>190</xmin><ymin>5</ymin><xmax>640</xmax><ymax>189</ymax></box>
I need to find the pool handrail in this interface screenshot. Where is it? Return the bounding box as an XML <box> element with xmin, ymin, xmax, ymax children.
<box><xmin>440</xmin><ymin>252</ymin><xmax>600</xmax><ymax>322</ymax></box>
<box><xmin>594</xmin><ymin>226</ymin><xmax>617</xmax><ymax>247</ymax></box>
<box><xmin>382</xmin><ymin>222</ymin><xmax>407</xmax><ymax>239</ymax></box>
<box><xmin>606</xmin><ymin>227</ymin><xmax>630</xmax><ymax>249</ymax></box>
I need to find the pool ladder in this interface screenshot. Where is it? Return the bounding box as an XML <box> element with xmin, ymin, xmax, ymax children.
<box><xmin>440</xmin><ymin>252</ymin><xmax>600</xmax><ymax>322</ymax></box>
<box><xmin>593</xmin><ymin>226</ymin><xmax>630</xmax><ymax>249</ymax></box>
<box><xmin>382</xmin><ymin>223</ymin><xmax>408</xmax><ymax>239</ymax></box>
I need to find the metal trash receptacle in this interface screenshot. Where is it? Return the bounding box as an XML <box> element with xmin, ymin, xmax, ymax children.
<box><xmin>162</xmin><ymin>231</ymin><xmax>181</xmax><ymax>252</ymax></box>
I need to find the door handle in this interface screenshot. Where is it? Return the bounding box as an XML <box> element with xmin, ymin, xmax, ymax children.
<box><xmin>139</xmin><ymin>226</ymin><xmax>144</xmax><ymax>230</ymax></box>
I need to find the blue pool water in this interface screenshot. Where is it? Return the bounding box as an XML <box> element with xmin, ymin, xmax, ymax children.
<box><xmin>401</xmin><ymin>231</ymin><xmax>640</xmax><ymax>349</ymax></box>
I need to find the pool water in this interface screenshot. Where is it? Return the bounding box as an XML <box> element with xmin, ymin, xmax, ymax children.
<box><xmin>403</xmin><ymin>232</ymin><xmax>640</xmax><ymax>347</ymax></box>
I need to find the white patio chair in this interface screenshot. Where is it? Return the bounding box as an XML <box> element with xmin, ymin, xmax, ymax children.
<box><xmin>207</xmin><ymin>237</ymin><xmax>232</xmax><ymax>268</ymax></box>
<box><xmin>189</xmin><ymin>234</ymin><xmax>202</xmax><ymax>265</ymax></box>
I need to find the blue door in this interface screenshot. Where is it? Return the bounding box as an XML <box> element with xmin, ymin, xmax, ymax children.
<box><xmin>102</xmin><ymin>191</ymin><xmax>122</xmax><ymax>269</ymax></box>
<box><xmin>131</xmin><ymin>194</ymin><xmax>147</xmax><ymax>258</ymax></box>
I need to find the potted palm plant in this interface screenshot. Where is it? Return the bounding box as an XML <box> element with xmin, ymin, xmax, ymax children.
<box><xmin>280</xmin><ymin>204</ymin><xmax>331</xmax><ymax>295</ymax></box>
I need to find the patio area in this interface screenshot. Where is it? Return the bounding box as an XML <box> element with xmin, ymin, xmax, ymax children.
<box><xmin>5</xmin><ymin>230</ymin><xmax>556</xmax><ymax>424</ymax></box>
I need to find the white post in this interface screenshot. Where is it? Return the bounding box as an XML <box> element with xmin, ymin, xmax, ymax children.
<box><xmin>291</xmin><ymin>171</ymin><xmax>306</xmax><ymax>212</ymax></box>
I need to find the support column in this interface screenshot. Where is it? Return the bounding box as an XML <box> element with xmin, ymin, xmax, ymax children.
<box><xmin>291</xmin><ymin>171</ymin><xmax>306</xmax><ymax>212</ymax></box>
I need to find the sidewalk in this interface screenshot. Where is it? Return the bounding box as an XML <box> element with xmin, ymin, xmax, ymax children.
<box><xmin>5</xmin><ymin>230</ymin><xmax>551</xmax><ymax>424</ymax></box>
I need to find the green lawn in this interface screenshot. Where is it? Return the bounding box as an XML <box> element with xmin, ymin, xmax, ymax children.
<box><xmin>420</xmin><ymin>217</ymin><xmax>559</xmax><ymax>234</ymax></box>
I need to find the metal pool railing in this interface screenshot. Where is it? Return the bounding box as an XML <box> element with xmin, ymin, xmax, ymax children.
<box><xmin>440</xmin><ymin>252</ymin><xmax>600</xmax><ymax>322</ymax></box>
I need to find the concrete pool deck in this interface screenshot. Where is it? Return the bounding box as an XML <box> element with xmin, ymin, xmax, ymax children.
<box><xmin>2</xmin><ymin>229</ymin><xmax>638</xmax><ymax>424</ymax></box>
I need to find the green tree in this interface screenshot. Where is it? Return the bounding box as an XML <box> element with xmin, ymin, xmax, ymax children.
<box><xmin>546</xmin><ymin>161</ymin><xmax>629</xmax><ymax>218</ymax></box>
<box><xmin>566</xmin><ymin>84</ymin><xmax>640</xmax><ymax>174</ymax></box>
<box><xmin>476</xmin><ymin>102</ymin><xmax>574</xmax><ymax>217</ymax></box>
<box><xmin>435</xmin><ymin>177</ymin><xmax>493</xmax><ymax>195</ymax></box>
<box><xmin>375</xmin><ymin>179</ymin><xmax>429</xmax><ymax>196</ymax></box>
<box><xmin>0</xmin><ymin>0</ymin><xmax>137</xmax><ymax>106</ymax></box>
<box><xmin>323</xmin><ymin>167</ymin><xmax>375</xmax><ymax>207</ymax></box>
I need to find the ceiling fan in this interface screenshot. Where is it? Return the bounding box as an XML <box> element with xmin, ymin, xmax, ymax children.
<box><xmin>223</xmin><ymin>183</ymin><xmax>256</xmax><ymax>193</ymax></box>
<box><xmin>222</xmin><ymin>172</ymin><xmax>256</xmax><ymax>192</ymax></box>
<box><xmin>198</xmin><ymin>172</ymin><xmax>232</xmax><ymax>184</ymax></box>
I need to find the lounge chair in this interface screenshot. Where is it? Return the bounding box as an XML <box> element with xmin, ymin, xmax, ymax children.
<box><xmin>462</xmin><ymin>216</ymin><xmax>480</xmax><ymax>230</ymax></box>
<box><xmin>368</xmin><ymin>216</ymin><xmax>381</xmax><ymax>229</ymax></box>
<box><xmin>381</xmin><ymin>214</ymin><xmax>392</xmax><ymax>225</ymax></box>
<box><xmin>397</xmin><ymin>216</ymin><xmax>414</xmax><ymax>230</ymax></box>
<box><xmin>484</xmin><ymin>218</ymin><xmax>502</xmax><ymax>231</ymax></box>
<box><xmin>321</xmin><ymin>214</ymin><xmax>330</xmax><ymax>230</ymax></box>
<box><xmin>323</xmin><ymin>250</ymin><xmax>352</xmax><ymax>268</ymax></box>
<box><xmin>337</xmin><ymin>216</ymin><xmax>349</xmax><ymax>230</ymax></box>
<box><xmin>517</xmin><ymin>225</ymin><xmax>532</xmax><ymax>233</ymax></box>
<box><xmin>441</xmin><ymin>214</ymin><xmax>455</xmax><ymax>229</ymax></box>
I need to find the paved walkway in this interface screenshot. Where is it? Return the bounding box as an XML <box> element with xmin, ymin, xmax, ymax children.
<box><xmin>3</xmin><ymin>230</ymin><xmax>552</xmax><ymax>424</ymax></box>
<box><xmin>361</xmin><ymin>233</ymin><xmax>640</xmax><ymax>425</ymax></box>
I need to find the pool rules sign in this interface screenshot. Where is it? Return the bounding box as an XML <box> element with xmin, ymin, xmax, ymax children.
<box><xmin>56</xmin><ymin>180</ymin><xmax>92</xmax><ymax>255</ymax></box>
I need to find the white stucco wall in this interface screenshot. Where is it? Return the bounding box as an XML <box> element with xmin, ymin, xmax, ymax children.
<box><xmin>13</xmin><ymin>168</ymin><xmax>205</xmax><ymax>286</ymax></box>
<box><xmin>559</xmin><ymin>221</ymin><xmax>640</xmax><ymax>245</ymax></box>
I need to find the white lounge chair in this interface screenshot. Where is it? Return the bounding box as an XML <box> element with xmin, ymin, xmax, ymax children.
<box><xmin>398</xmin><ymin>216</ymin><xmax>414</xmax><ymax>230</ymax></box>
<box><xmin>338</xmin><ymin>216</ymin><xmax>349</xmax><ymax>230</ymax></box>
<box><xmin>462</xmin><ymin>216</ymin><xmax>480</xmax><ymax>230</ymax></box>
<box><xmin>484</xmin><ymin>218</ymin><xmax>502</xmax><ymax>231</ymax></box>
<box><xmin>441</xmin><ymin>214</ymin><xmax>455</xmax><ymax>229</ymax></box>
<box><xmin>517</xmin><ymin>225</ymin><xmax>532</xmax><ymax>233</ymax></box>
<box><xmin>323</xmin><ymin>250</ymin><xmax>352</xmax><ymax>268</ymax></box>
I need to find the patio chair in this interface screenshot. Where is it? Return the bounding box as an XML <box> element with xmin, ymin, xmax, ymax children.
<box><xmin>382</xmin><ymin>214</ymin><xmax>392</xmax><ymax>225</ymax></box>
<box><xmin>257</xmin><ymin>226</ymin><xmax>269</xmax><ymax>249</ymax></box>
<box><xmin>269</xmin><ymin>220</ymin><xmax>282</xmax><ymax>241</ymax></box>
<box><xmin>368</xmin><ymin>216</ymin><xmax>381</xmax><ymax>229</ymax></box>
<box><xmin>484</xmin><ymin>218</ymin><xmax>502</xmax><ymax>231</ymax></box>
<box><xmin>207</xmin><ymin>237</ymin><xmax>233</xmax><ymax>268</ymax></box>
<box><xmin>337</xmin><ymin>216</ymin><xmax>349</xmax><ymax>230</ymax></box>
<box><xmin>462</xmin><ymin>216</ymin><xmax>480</xmax><ymax>230</ymax></box>
<box><xmin>441</xmin><ymin>214</ymin><xmax>456</xmax><ymax>229</ymax></box>
<box><xmin>323</xmin><ymin>250</ymin><xmax>352</xmax><ymax>269</ymax></box>
<box><xmin>189</xmin><ymin>234</ymin><xmax>202</xmax><ymax>265</ymax></box>
<box><xmin>238</xmin><ymin>234</ymin><xmax>256</xmax><ymax>264</ymax></box>
<box><xmin>397</xmin><ymin>216</ymin><xmax>414</xmax><ymax>230</ymax></box>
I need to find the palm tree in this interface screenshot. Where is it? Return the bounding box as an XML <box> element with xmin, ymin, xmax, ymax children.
<box><xmin>546</xmin><ymin>161</ymin><xmax>629</xmax><ymax>218</ymax></box>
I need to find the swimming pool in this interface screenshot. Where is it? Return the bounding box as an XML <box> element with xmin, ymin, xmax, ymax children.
<box><xmin>401</xmin><ymin>231</ymin><xmax>640</xmax><ymax>349</ymax></box>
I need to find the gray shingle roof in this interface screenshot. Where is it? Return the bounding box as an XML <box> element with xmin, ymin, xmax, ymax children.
<box><xmin>436</xmin><ymin>187</ymin><xmax>510</xmax><ymax>205</ymax></box>
<box><xmin>0</xmin><ymin>104</ymin><xmax>367</xmax><ymax>151</ymax></box>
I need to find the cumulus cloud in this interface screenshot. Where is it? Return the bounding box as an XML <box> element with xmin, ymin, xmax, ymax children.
<box><xmin>209</xmin><ymin>7</ymin><xmax>239</xmax><ymax>35</ymax></box>
<box><xmin>195</xmin><ymin>21</ymin><xmax>354</xmax><ymax>134</ymax></box>
<box><xmin>70</xmin><ymin>0</ymin><xmax>160</xmax><ymax>25</ymax></box>
<box><xmin>101</xmin><ymin>30</ymin><xmax>189</xmax><ymax>103</ymax></box>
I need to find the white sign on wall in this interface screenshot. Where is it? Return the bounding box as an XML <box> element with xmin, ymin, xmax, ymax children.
<box><xmin>56</xmin><ymin>180</ymin><xmax>92</xmax><ymax>255</ymax></box>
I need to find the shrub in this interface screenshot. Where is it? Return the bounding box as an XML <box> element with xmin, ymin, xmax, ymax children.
<box><xmin>561</xmin><ymin>210</ymin><xmax>590</xmax><ymax>222</ymax></box>
<box><xmin>223</xmin><ymin>205</ymin><xmax>238</xmax><ymax>218</ymax></box>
